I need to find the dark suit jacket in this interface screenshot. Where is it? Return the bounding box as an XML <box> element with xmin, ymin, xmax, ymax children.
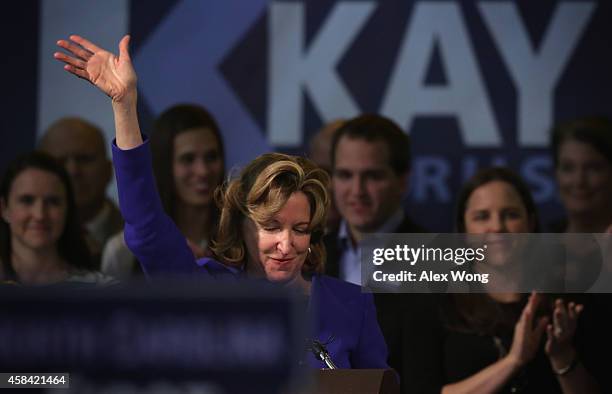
<box><xmin>323</xmin><ymin>216</ymin><xmax>427</xmax><ymax>278</ymax></box>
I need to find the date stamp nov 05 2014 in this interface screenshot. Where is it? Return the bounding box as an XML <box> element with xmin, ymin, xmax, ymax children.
<box><xmin>0</xmin><ymin>373</ymin><xmax>69</xmax><ymax>388</ymax></box>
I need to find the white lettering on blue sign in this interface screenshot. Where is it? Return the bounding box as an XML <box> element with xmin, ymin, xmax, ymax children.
<box><xmin>267</xmin><ymin>1</ymin><xmax>595</xmax><ymax>148</ymax></box>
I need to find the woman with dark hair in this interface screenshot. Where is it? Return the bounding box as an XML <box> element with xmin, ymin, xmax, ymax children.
<box><xmin>55</xmin><ymin>35</ymin><xmax>390</xmax><ymax>369</ymax></box>
<box><xmin>549</xmin><ymin>116</ymin><xmax>612</xmax><ymax>293</ymax></box>
<box><xmin>101</xmin><ymin>103</ymin><xmax>225</xmax><ymax>279</ymax></box>
<box><xmin>418</xmin><ymin>168</ymin><xmax>599</xmax><ymax>393</ymax></box>
<box><xmin>550</xmin><ymin>117</ymin><xmax>612</xmax><ymax>233</ymax></box>
<box><xmin>1</xmin><ymin>152</ymin><xmax>109</xmax><ymax>285</ymax></box>
<box><xmin>455</xmin><ymin>167</ymin><xmax>540</xmax><ymax>234</ymax></box>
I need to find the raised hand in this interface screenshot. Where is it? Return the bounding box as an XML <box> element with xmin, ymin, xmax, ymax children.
<box><xmin>55</xmin><ymin>34</ymin><xmax>142</xmax><ymax>149</ymax></box>
<box><xmin>54</xmin><ymin>35</ymin><xmax>137</xmax><ymax>103</ymax></box>
<box><xmin>507</xmin><ymin>292</ymin><xmax>549</xmax><ymax>368</ymax></box>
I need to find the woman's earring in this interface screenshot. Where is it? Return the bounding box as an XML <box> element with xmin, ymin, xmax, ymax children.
<box><xmin>308</xmin><ymin>247</ymin><xmax>312</xmax><ymax>254</ymax></box>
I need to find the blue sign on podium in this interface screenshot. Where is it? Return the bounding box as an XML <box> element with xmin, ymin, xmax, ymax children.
<box><xmin>0</xmin><ymin>280</ymin><xmax>310</xmax><ymax>393</ymax></box>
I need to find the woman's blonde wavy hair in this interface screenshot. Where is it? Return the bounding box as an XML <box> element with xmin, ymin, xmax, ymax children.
<box><xmin>211</xmin><ymin>153</ymin><xmax>329</xmax><ymax>275</ymax></box>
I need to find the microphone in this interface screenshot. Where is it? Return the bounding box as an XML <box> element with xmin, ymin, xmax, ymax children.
<box><xmin>309</xmin><ymin>339</ymin><xmax>337</xmax><ymax>369</ymax></box>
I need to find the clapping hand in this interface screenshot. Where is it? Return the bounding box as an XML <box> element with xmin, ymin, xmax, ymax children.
<box><xmin>545</xmin><ymin>298</ymin><xmax>583</xmax><ymax>371</ymax></box>
<box><xmin>507</xmin><ymin>292</ymin><xmax>549</xmax><ymax>368</ymax></box>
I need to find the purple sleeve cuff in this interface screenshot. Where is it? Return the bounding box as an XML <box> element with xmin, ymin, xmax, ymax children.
<box><xmin>111</xmin><ymin>137</ymin><xmax>198</xmax><ymax>276</ymax></box>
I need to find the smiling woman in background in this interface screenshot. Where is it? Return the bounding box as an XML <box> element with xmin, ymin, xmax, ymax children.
<box><xmin>405</xmin><ymin>167</ymin><xmax>599</xmax><ymax>394</ymax></box>
<box><xmin>550</xmin><ymin>117</ymin><xmax>612</xmax><ymax>234</ymax></box>
<box><xmin>442</xmin><ymin>168</ymin><xmax>597</xmax><ymax>393</ymax></box>
<box><xmin>0</xmin><ymin>152</ymin><xmax>109</xmax><ymax>286</ymax></box>
<box><xmin>549</xmin><ymin>117</ymin><xmax>612</xmax><ymax>292</ymax></box>
<box><xmin>101</xmin><ymin>103</ymin><xmax>225</xmax><ymax>279</ymax></box>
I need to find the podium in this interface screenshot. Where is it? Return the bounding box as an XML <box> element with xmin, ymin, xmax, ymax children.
<box><xmin>315</xmin><ymin>369</ymin><xmax>399</xmax><ymax>394</ymax></box>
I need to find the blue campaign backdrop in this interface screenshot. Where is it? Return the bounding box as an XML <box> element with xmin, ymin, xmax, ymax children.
<box><xmin>4</xmin><ymin>1</ymin><xmax>612</xmax><ymax>231</ymax></box>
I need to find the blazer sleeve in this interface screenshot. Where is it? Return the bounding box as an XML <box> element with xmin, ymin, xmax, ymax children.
<box><xmin>111</xmin><ymin>138</ymin><xmax>197</xmax><ymax>277</ymax></box>
<box><xmin>350</xmin><ymin>292</ymin><xmax>392</xmax><ymax>370</ymax></box>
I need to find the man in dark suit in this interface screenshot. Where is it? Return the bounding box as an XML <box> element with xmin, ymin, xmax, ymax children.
<box><xmin>324</xmin><ymin>114</ymin><xmax>425</xmax><ymax>282</ymax></box>
<box><xmin>323</xmin><ymin>114</ymin><xmax>430</xmax><ymax>393</ymax></box>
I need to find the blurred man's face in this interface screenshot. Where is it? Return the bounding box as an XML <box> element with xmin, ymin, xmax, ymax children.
<box><xmin>332</xmin><ymin>136</ymin><xmax>407</xmax><ymax>234</ymax></box>
<box><xmin>40</xmin><ymin>126</ymin><xmax>111</xmax><ymax>215</ymax></box>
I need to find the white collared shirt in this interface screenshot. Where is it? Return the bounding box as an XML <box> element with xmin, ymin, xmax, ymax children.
<box><xmin>337</xmin><ymin>208</ymin><xmax>405</xmax><ymax>285</ymax></box>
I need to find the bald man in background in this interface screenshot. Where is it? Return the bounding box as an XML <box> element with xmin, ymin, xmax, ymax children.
<box><xmin>39</xmin><ymin>117</ymin><xmax>123</xmax><ymax>267</ymax></box>
<box><xmin>308</xmin><ymin>119</ymin><xmax>345</xmax><ymax>233</ymax></box>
